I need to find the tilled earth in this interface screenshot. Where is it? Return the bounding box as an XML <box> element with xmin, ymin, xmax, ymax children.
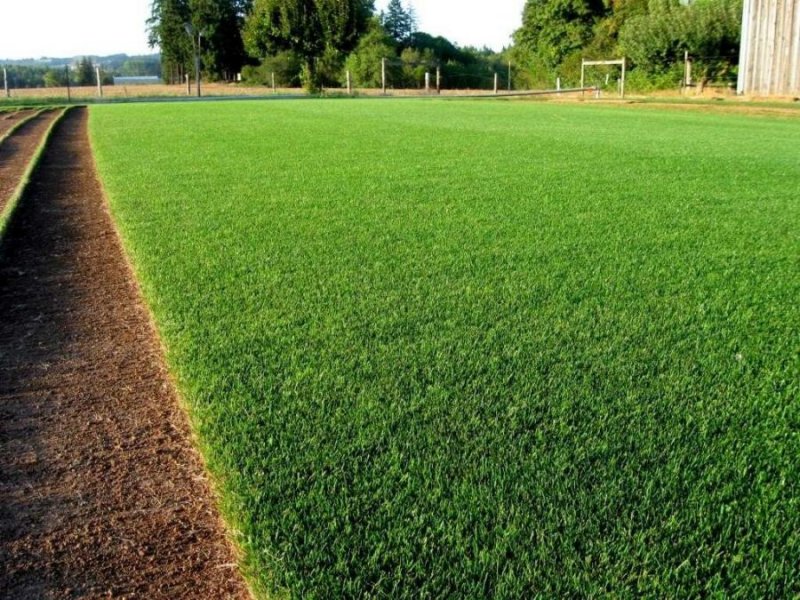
<box><xmin>0</xmin><ymin>110</ymin><xmax>60</xmax><ymax>213</ymax></box>
<box><xmin>0</xmin><ymin>108</ymin><xmax>251</xmax><ymax>599</ymax></box>
<box><xmin>0</xmin><ymin>110</ymin><xmax>36</xmax><ymax>139</ymax></box>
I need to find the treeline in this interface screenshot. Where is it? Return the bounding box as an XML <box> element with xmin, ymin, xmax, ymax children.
<box><xmin>511</xmin><ymin>0</ymin><xmax>743</xmax><ymax>90</ymax></box>
<box><xmin>146</xmin><ymin>0</ymin><xmax>744</xmax><ymax>92</ymax></box>
<box><xmin>4</xmin><ymin>55</ymin><xmax>161</xmax><ymax>89</ymax></box>
<box><xmin>149</xmin><ymin>0</ymin><xmax>510</xmax><ymax>91</ymax></box>
<box><xmin>148</xmin><ymin>0</ymin><xmax>251</xmax><ymax>84</ymax></box>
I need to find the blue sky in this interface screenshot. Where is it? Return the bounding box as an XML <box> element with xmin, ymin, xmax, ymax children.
<box><xmin>1</xmin><ymin>0</ymin><xmax>525</xmax><ymax>60</ymax></box>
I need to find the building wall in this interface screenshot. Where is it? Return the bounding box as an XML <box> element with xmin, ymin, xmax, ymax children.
<box><xmin>738</xmin><ymin>0</ymin><xmax>800</xmax><ymax>95</ymax></box>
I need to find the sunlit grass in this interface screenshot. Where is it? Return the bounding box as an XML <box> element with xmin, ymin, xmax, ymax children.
<box><xmin>91</xmin><ymin>99</ymin><xmax>800</xmax><ymax>597</ymax></box>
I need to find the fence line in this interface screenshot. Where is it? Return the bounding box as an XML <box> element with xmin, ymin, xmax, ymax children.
<box><xmin>3</xmin><ymin>53</ymin><xmax>753</xmax><ymax>103</ymax></box>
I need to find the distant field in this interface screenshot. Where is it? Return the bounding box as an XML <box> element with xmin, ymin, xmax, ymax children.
<box><xmin>3</xmin><ymin>82</ymin><xmax>297</xmax><ymax>102</ymax></box>
<box><xmin>90</xmin><ymin>100</ymin><xmax>799</xmax><ymax>597</ymax></box>
<box><xmin>3</xmin><ymin>83</ymin><xmax>544</xmax><ymax>103</ymax></box>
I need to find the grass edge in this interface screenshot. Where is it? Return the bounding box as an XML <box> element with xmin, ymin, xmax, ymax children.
<box><xmin>86</xmin><ymin>106</ymin><xmax>286</xmax><ymax>600</ymax></box>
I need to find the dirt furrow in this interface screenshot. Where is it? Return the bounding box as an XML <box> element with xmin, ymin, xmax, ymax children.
<box><xmin>0</xmin><ymin>110</ymin><xmax>61</xmax><ymax>213</ymax></box>
<box><xmin>0</xmin><ymin>110</ymin><xmax>36</xmax><ymax>139</ymax></box>
<box><xmin>0</xmin><ymin>108</ymin><xmax>251</xmax><ymax>599</ymax></box>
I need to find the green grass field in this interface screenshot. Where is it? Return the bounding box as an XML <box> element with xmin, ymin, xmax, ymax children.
<box><xmin>90</xmin><ymin>99</ymin><xmax>799</xmax><ymax>597</ymax></box>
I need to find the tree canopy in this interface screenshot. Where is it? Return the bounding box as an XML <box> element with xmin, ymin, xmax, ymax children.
<box><xmin>148</xmin><ymin>0</ymin><xmax>249</xmax><ymax>82</ymax></box>
<box><xmin>513</xmin><ymin>0</ymin><xmax>742</xmax><ymax>88</ymax></box>
<box><xmin>514</xmin><ymin>0</ymin><xmax>608</xmax><ymax>69</ymax></box>
<box><xmin>619</xmin><ymin>0</ymin><xmax>742</xmax><ymax>77</ymax></box>
<box><xmin>343</xmin><ymin>16</ymin><xmax>396</xmax><ymax>87</ymax></box>
<box><xmin>74</xmin><ymin>57</ymin><xmax>96</xmax><ymax>86</ymax></box>
<box><xmin>381</xmin><ymin>0</ymin><xmax>416</xmax><ymax>44</ymax></box>
<box><xmin>142</xmin><ymin>0</ymin><xmax>743</xmax><ymax>93</ymax></box>
<box><xmin>244</xmin><ymin>0</ymin><xmax>374</xmax><ymax>90</ymax></box>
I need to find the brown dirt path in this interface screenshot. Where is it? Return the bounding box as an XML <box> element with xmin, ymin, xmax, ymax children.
<box><xmin>0</xmin><ymin>110</ymin><xmax>36</xmax><ymax>139</ymax></box>
<box><xmin>0</xmin><ymin>108</ymin><xmax>251</xmax><ymax>599</ymax></box>
<box><xmin>0</xmin><ymin>110</ymin><xmax>61</xmax><ymax>213</ymax></box>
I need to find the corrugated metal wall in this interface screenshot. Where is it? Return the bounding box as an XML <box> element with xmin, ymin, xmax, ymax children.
<box><xmin>738</xmin><ymin>0</ymin><xmax>800</xmax><ymax>95</ymax></box>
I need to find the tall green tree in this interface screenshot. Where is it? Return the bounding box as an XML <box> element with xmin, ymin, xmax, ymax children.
<box><xmin>148</xmin><ymin>0</ymin><xmax>192</xmax><ymax>82</ymax></box>
<box><xmin>619</xmin><ymin>0</ymin><xmax>741</xmax><ymax>78</ymax></box>
<box><xmin>244</xmin><ymin>0</ymin><xmax>374</xmax><ymax>91</ymax></box>
<box><xmin>75</xmin><ymin>57</ymin><xmax>96</xmax><ymax>86</ymax></box>
<box><xmin>514</xmin><ymin>0</ymin><xmax>608</xmax><ymax>69</ymax></box>
<box><xmin>148</xmin><ymin>0</ymin><xmax>249</xmax><ymax>82</ymax></box>
<box><xmin>191</xmin><ymin>0</ymin><xmax>251</xmax><ymax>80</ymax></box>
<box><xmin>343</xmin><ymin>16</ymin><xmax>396</xmax><ymax>87</ymax></box>
<box><xmin>381</xmin><ymin>0</ymin><xmax>416</xmax><ymax>44</ymax></box>
<box><xmin>43</xmin><ymin>68</ymin><xmax>68</xmax><ymax>88</ymax></box>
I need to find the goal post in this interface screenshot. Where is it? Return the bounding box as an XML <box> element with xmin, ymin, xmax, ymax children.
<box><xmin>581</xmin><ymin>58</ymin><xmax>626</xmax><ymax>98</ymax></box>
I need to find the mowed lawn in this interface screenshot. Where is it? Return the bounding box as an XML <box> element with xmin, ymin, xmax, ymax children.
<box><xmin>90</xmin><ymin>100</ymin><xmax>799</xmax><ymax>597</ymax></box>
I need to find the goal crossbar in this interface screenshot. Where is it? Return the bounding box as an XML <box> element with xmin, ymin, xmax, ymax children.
<box><xmin>581</xmin><ymin>58</ymin><xmax>627</xmax><ymax>98</ymax></box>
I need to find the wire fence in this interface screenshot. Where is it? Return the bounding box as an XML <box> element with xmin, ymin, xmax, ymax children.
<box><xmin>2</xmin><ymin>53</ymin><xmax>741</xmax><ymax>104</ymax></box>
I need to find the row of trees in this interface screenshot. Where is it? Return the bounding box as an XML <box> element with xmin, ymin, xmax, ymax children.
<box><xmin>148</xmin><ymin>0</ymin><xmax>510</xmax><ymax>91</ymax></box>
<box><xmin>146</xmin><ymin>0</ymin><xmax>745</xmax><ymax>92</ymax></box>
<box><xmin>148</xmin><ymin>0</ymin><xmax>251</xmax><ymax>84</ymax></box>
<box><xmin>512</xmin><ymin>0</ymin><xmax>743</xmax><ymax>89</ymax></box>
<box><xmin>242</xmin><ymin>0</ymin><xmax>374</xmax><ymax>89</ymax></box>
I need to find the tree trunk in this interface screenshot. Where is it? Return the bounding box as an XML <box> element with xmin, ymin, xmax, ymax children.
<box><xmin>303</xmin><ymin>57</ymin><xmax>320</xmax><ymax>93</ymax></box>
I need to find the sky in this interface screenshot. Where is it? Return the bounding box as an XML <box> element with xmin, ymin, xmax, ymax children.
<box><xmin>0</xmin><ymin>0</ymin><xmax>526</xmax><ymax>60</ymax></box>
<box><xmin>374</xmin><ymin>0</ymin><xmax>526</xmax><ymax>51</ymax></box>
<box><xmin>2</xmin><ymin>1</ymin><xmax>154</xmax><ymax>59</ymax></box>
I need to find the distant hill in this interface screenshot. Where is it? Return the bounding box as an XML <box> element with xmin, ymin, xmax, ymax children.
<box><xmin>2</xmin><ymin>53</ymin><xmax>160</xmax><ymax>71</ymax></box>
<box><xmin>2</xmin><ymin>54</ymin><xmax>162</xmax><ymax>88</ymax></box>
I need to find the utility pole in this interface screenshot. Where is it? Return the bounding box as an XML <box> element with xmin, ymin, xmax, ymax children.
<box><xmin>194</xmin><ymin>31</ymin><xmax>202</xmax><ymax>97</ymax></box>
<box><xmin>185</xmin><ymin>23</ymin><xmax>202</xmax><ymax>98</ymax></box>
<box><xmin>494</xmin><ymin>72</ymin><xmax>498</xmax><ymax>94</ymax></box>
<box><xmin>436</xmin><ymin>66</ymin><xmax>441</xmax><ymax>94</ymax></box>
<box><xmin>3</xmin><ymin>67</ymin><xmax>9</xmax><ymax>98</ymax></box>
<box><xmin>95</xmin><ymin>65</ymin><xmax>103</xmax><ymax>98</ymax></box>
<box><xmin>684</xmin><ymin>51</ymin><xmax>692</xmax><ymax>90</ymax></box>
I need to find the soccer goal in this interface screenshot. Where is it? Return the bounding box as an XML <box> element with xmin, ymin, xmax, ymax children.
<box><xmin>581</xmin><ymin>58</ymin><xmax>627</xmax><ymax>98</ymax></box>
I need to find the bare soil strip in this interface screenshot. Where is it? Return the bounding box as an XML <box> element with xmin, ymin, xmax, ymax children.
<box><xmin>0</xmin><ymin>108</ymin><xmax>251</xmax><ymax>599</ymax></box>
<box><xmin>0</xmin><ymin>111</ymin><xmax>61</xmax><ymax>213</ymax></box>
<box><xmin>0</xmin><ymin>110</ymin><xmax>36</xmax><ymax>139</ymax></box>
